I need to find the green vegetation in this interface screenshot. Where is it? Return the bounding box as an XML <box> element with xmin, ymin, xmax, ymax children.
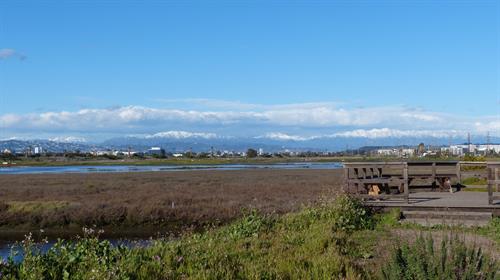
<box><xmin>461</xmin><ymin>177</ymin><xmax>488</xmax><ymax>186</ymax></box>
<box><xmin>0</xmin><ymin>195</ymin><xmax>497</xmax><ymax>279</ymax></box>
<box><xmin>382</xmin><ymin>234</ymin><xmax>498</xmax><ymax>280</ymax></box>
<box><xmin>462</xmin><ymin>187</ymin><xmax>489</xmax><ymax>192</ymax></box>
<box><xmin>463</xmin><ymin>155</ymin><xmax>486</xmax><ymax>162</ymax></box>
<box><xmin>5</xmin><ymin>201</ymin><xmax>71</xmax><ymax>214</ymax></box>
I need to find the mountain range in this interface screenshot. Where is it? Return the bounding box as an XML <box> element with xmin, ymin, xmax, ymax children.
<box><xmin>1</xmin><ymin>131</ymin><xmax>498</xmax><ymax>153</ymax></box>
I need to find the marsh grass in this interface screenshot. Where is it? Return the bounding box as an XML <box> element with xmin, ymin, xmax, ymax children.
<box><xmin>0</xmin><ymin>195</ymin><xmax>497</xmax><ymax>280</ymax></box>
<box><xmin>6</xmin><ymin>201</ymin><xmax>72</xmax><ymax>214</ymax></box>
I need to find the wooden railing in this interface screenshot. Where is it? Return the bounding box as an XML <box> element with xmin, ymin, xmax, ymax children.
<box><xmin>487</xmin><ymin>163</ymin><xmax>500</xmax><ymax>205</ymax></box>
<box><xmin>343</xmin><ymin>161</ymin><xmax>499</xmax><ymax>205</ymax></box>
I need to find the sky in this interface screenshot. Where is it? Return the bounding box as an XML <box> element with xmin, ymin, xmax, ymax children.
<box><xmin>0</xmin><ymin>0</ymin><xmax>499</xmax><ymax>142</ymax></box>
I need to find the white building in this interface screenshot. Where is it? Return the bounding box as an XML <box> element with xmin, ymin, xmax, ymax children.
<box><xmin>33</xmin><ymin>146</ymin><xmax>43</xmax><ymax>154</ymax></box>
<box><xmin>376</xmin><ymin>149</ymin><xmax>398</xmax><ymax>156</ymax></box>
<box><xmin>400</xmin><ymin>148</ymin><xmax>415</xmax><ymax>157</ymax></box>
<box><xmin>475</xmin><ymin>144</ymin><xmax>500</xmax><ymax>155</ymax></box>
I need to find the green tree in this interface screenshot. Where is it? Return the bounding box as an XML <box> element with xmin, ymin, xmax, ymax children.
<box><xmin>246</xmin><ymin>148</ymin><xmax>258</xmax><ymax>158</ymax></box>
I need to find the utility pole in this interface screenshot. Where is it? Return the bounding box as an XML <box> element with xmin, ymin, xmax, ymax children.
<box><xmin>487</xmin><ymin>132</ymin><xmax>491</xmax><ymax>156</ymax></box>
<box><xmin>467</xmin><ymin>132</ymin><xmax>472</xmax><ymax>155</ymax></box>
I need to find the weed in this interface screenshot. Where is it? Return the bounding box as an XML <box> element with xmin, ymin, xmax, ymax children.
<box><xmin>381</xmin><ymin>234</ymin><xmax>498</xmax><ymax>280</ymax></box>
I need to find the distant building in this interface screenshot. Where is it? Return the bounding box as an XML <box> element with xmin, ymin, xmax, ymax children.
<box><xmin>33</xmin><ymin>146</ymin><xmax>43</xmax><ymax>154</ymax></box>
<box><xmin>376</xmin><ymin>148</ymin><xmax>415</xmax><ymax>158</ymax></box>
<box><xmin>400</xmin><ymin>148</ymin><xmax>415</xmax><ymax>157</ymax></box>
<box><xmin>148</xmin><ymin>147</ymin><xmax>166</xmax><ymax>157</ymax></box>
<box><xmin>376</xmin><ymin>149</ymin><xmax>397</xmax><ymax>156</ymax></box>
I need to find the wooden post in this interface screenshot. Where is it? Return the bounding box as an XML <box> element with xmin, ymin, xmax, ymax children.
<box><xmin>495</xmin><ymin>167</ymin><xmax>499</xmax><ymax>192</ymax></box>
<box><xmin>431</xmin><ymin>162</ymin><xmax>436</xmax><ymax>186</ymax></box>
<box><xmin>488</xmin><ymin>166</ymin><xmax>493</xmax><ymax>205</ymax></box>
<box><xmin>343</xmin><ymin>167</ymin><xmax>349</xmax><ymax>193</ymax></box>
<box><xmin>456</xmin><ymin>162</ymin><xmax>461</xmax><ymax>185</ymax></box>
<box><xmin>403</xmin><ymin>163</ymin><xmax>409</xmax><ymax>204</ymax></box>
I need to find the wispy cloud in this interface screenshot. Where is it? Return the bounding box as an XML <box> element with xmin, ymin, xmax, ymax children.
<box><xmin>132</xmin><ymin>131</ymin><xmax>218</xmax><ymax>139</ymax></box>
<box><xmin>0</xmin><ymin>48</ymin><xmax>26</xmax><ymax>60</ymax></box>
<box><xmin>256</xmin><ymin>132</ymin><xmax>318</xmax><ymax>141</ymax></box>
<box><xmin>257</xmin><ymin>128</ymin><xmax>467</xmax><ymax>141</ymax></box>
<box><xmin>331</xmin><ymin>128</ymin><xmax>463</xmax><ymax>139</ymax></box>
<box><xmin>0</xmin><ymin>101</ymin><xmax>496</xmax><ymax>139</ymax></box>
<box><xmin>49</xmin><ymin>136</ymin><xmax>87</xmax><ymax>143</ymax></box>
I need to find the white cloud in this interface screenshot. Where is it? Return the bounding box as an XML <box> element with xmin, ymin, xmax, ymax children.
<box><xmin>257</xmin><ymin>132</ymin><xmax>317</xmax><ymax>141</ymax></box>
<box><xmin>0</xmin><ymin>102</ymin><xmax>496</xmax><ymax>139</ymax></box>
<box><xmin>0</xmin><ymin>48</ymin><xmax>26</xmax><ymax>60</ymax></box>
<box><xmin>474</xmin><ymin>120</ymin><xmax>500</xmax><ymax>134</ymax></box>
<box><xmin>49</xmin><ymin>136</ymin><xmax>87</xmax><ymax>143</ymax></box>
<box><xmin>137</xmin><ymin>131</ymin><xmax>218</xmax><ymax>139</ymax></box>
<box><xmin>331</xmin><ymin>128</ymin><xmax>464</xmax><ymax>139</ymax></box>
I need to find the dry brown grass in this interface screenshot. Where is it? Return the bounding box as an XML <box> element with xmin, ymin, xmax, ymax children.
<box><xmin>0</xmin><ymin>169</ymin><xmax>342</xmax><ymax>232</ymax></box>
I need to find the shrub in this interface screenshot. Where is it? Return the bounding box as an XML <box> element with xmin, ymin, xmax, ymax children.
<box><xmin>381</xmin><ymin>234</ymin><xmax>498</xmax><ymax>280</ymax></box>
<box><xmin>222</xmin><ymin>209</ymin><xmax>272</xmax><ymax>239</ymax></box>
<box><xmin>329</xmin><ymin>194</ymin><xmax>372</xmax><ymax>232</ymax></box>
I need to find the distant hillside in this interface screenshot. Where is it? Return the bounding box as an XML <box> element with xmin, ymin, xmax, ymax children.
<box><xmin>1</xmin><ymin>135</ymin><xmax>498</xmax><ymax>153</ymax></box>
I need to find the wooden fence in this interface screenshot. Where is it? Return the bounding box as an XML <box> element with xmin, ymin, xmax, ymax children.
<box><xmin>343</xmin><ymin>161</ymin><xmax>499</xmax><ymax>205</ymax></box>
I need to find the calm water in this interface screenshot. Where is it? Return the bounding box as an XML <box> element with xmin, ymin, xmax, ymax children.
<box><xmin>0</xmin><ymin>238</ymin><xmax>152</xmax><ymax>263</ymax></box>
<box><xmin>0</xmin><ymin>162</ymin><xmax>342</xmax><ymax>175</ymax></box>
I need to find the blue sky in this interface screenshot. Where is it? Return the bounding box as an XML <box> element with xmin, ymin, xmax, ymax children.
<box><xmin>0</xmin><ymin>0</ymin><xmax>499</xmax><ymax>141</ymax></box>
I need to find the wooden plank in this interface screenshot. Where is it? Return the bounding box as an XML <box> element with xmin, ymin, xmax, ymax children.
<box><xmin>495</xmin><ymin>167</ymin><xmax>499</xmax><ymax>192</ymax></box>
<box><xmin>403</xmin><ymin>163</ymin><xmax>409</xmax><ymax>204</ymax></box>
<box><xmin>431</xmin><ymin>162</ymin><xmax>436</xmax><ymax>185</ymax></box>
<box><xmin>354</xmin><ymin>194</ymin><xmax>407</xmax><ymax>199</ymax></box>
<box><xmin>410</xmin><ymin>174</ymin><xmax>459</xmax><ymax>178</ymax></box>
<box><xmin>347</xmin><ymin>178</ymin><xmax>405</xmax><ymax>184</ymax></box>
<box><xmin>343</xmin><ymin>167</ymin><xmax>349</xmax><ymax>193</ymax></box>
<box><xmin>487</xmin><ymin>180</ymin><xmax>500</xmax><ymax>184</ymax></box>
<box><xmin>408</xmin><ymin>161</ymin><xmax>459</xmax><ymax>166</ymax></box>
<box><xmin>343</xmin><ymin>162</ymin><xmax>405</xmax><ymax>165</ymax></box>
<box><xmin>488</xmin><ymin>167</ymin><xmax>493</xmax><ymax>205</ymax></box>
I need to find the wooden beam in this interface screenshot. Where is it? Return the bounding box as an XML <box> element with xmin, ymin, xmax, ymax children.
<box><xmin>347</xmin><ymin>179</ymin><xmax>405</xmax><ymax>184</ymax></box>
<box><xmin>431</xmin><ymin>162</ymin><xmax>436</xmax><ymax>185</ymax></box>
<box><xmin>488</xmin><ymin>167</ymin><xmax>493</xmax><ymax>205</ymax></box>
<box><xmin>354</xmin><ymin>194</ymin><xmax>408</xmax><ymax>199</ymax></box>
<box><xmin>343</xmin><ymin>167</ymin><xmax>349</xmax><ymax>193</ymax></box>
<box><xmin>495</xmin><ymin>167</ymin><xmax>499</xmax><ymax>192</ymax></box>
<box><xmin>403</xmin><ymin>163</ymin><xmax>409</xmax><ymax>204</ymax></box>
<box><xmin>487</xmin><ymin>180</ymin><xmax>500</xmax><ymax>184</ymax></box>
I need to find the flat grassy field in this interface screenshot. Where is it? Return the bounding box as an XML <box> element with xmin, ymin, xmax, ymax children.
<box><xmin>0</xmin><ymin>169</ymin><xmax>341</xmax><ymax>234</ymax></box>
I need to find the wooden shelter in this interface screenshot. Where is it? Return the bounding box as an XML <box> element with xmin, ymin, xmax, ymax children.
<box><xmin>343</xmin><ymin>161</ymin><xmax>499</xmax><ymax>205</ymax></box>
